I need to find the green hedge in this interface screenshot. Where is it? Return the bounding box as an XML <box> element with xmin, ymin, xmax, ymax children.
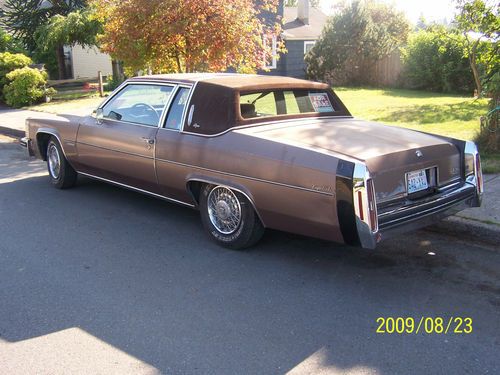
<box><xmin>3</xmin><ymin>67</ymin><xmax>56</xmax><ymax>107</ymax></box>
<box><xmin>400</xmin><ymin>30</ymin><xmax>474</xmax><ymax>93</ymax></box>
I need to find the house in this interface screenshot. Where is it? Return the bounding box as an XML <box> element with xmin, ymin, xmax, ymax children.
<box><xmin>67</xmin><ymin>45</ymin><xmax>113</xmax><ymax>79</ymax></box>
<box><xmin>262</xmin><ymin>0</ymin><xmax>328</xmax><ymax>78</ymax></box>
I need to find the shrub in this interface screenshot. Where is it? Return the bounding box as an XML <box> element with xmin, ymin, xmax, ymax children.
<box><xmin>0</xmin><ymin>52</ymin><xmax>33</xmax><ymax>89</ymax></box>
<box><xmin>400</xmin><ymin>29</ymin><xmax>474</xmax><ymax>93</ymax></box>
<box><xmin>3</xmin><ymin>67</ymin><xmax>55</xmax><ymax>107</ymax></box>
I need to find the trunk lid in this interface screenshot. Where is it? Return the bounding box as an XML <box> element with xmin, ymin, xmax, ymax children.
<box><xmin>237</xmin><ymin>117</ymin><xmax>462</xmax><ymax>202</ymax></box>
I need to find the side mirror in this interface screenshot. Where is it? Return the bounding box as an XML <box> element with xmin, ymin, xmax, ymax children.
<box><xmin>95</xmin><ymin>108</ymin><xmax>104</xmax><ymax>124</ymax></box>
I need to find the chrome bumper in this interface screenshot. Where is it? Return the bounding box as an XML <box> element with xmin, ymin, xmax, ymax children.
<box><xmin>376</xmin><ymin>182</ymin><xmax>479</xmax><ymax>241</ymax></box>
<box><xmin>20</xmin><ymin>137</ymin><xmax>34</xmax><ymax>157</ymax></box>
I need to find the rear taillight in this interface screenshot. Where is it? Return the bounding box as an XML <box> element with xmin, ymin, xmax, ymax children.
<box><xmin>366</xmin><ymin>179</ymin><xmax>378</xmax><ymax>232</ymax></box>
<box><xmin>357</xmin><ymin>190</ymin><xmax>364</xmax><ymax>221</ymax></box>
<box><xmin>475</xmin><ymin>153</ymin><xmax>483</xmax><ymax>194</ymax></box>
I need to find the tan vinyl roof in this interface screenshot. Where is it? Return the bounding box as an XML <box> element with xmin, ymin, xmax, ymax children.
<box><xmin>133</xmin><ymin>73</ymin><xmax>328</xmax><ymax>90</ymax></box>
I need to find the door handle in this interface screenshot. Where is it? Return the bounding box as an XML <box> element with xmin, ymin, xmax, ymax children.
<box><xmin>141</xmin><ymin>137</ymin><xmax>155</xmax><ymax>145</ymax></box>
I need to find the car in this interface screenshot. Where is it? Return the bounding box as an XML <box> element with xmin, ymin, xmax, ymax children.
<box><xmin>22</xmin><ymin>73</ymin><xmax>483</xmax><ymax>250</ymax></box>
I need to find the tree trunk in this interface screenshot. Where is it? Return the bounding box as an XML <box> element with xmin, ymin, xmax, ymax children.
<box><xmin>56</xmin><ymin>45</ymin><xmax>66</xmax><ymax>80</ymax></box>
<box><xmin>111</xmin><ymin>60</ymin><xmax>125</xmax><ymax>83</ymax></box>
<box><xmin>469</xmin><ymin>44</ymin><xmax>482</xmax><ymax>96</ymax></box>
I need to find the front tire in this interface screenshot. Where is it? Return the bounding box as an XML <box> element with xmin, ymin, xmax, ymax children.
<box><xmin>200</xmin><ymin>184</ymin><xmax>264</xmax><ymax>250</ymax></box>
<box><xmin>46</xmin><ymin>137</ymin><xmax>77</xmax><ymax>189</ymax></box>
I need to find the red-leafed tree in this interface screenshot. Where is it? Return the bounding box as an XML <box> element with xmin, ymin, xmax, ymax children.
<box><xmin>89</xmin><ymin>0</ymin><xmax>283</xmax><ymax>74</ymax></box>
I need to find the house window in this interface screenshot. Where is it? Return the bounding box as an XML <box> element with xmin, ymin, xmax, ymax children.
<box><xmin>263</xmin><ymin>34</ymin><xmax>277</xmax><ymax>69</ymax></box>
<box><xmin>304</xmin><ymin>41</ymin><xmax>316</xmax><ymax>55</ymax></box>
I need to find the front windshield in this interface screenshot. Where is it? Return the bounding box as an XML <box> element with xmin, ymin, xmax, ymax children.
<box><xmin>239</xmin><ymin>89</ymin><xmax>340</xmax><ymax>119</ymax></box>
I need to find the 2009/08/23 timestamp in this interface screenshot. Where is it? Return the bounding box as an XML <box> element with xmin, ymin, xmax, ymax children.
<box><xmin>376</xmin><ymin>317</ymin><xmax>473</xmax><ymax>334</ymax></box>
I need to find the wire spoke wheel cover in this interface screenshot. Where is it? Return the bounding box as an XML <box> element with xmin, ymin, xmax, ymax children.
<box><xmin>47</xmin><ymin>143</ymin><xmax>61</xmax><ymax>179</ymax></box>
<box><xmin>207</xmin><ymin>186</ymin><xmax>242</xmax><ymax>235</ymax></box>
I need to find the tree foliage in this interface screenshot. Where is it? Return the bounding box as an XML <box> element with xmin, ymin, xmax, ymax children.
<box><xmin>89</xmin><ymin>0</ymin><xmax>283</xmax><ymax>74</ymax></box>
<box><xmin>0</xmin><ymin>0</ymin><xmax>87</xmax><ymax>51</ymax></box>
<box><xmin>453</xmin><ymin>0</ymin><xmax>499</xmax><ymax>95</ymax></box>
<box><xmin>284</xmin><ymin>0</ymin><xmax>320</xmax><ymax>7</ymax></box>
<box><xmin>34</xmin><ymin>10</ymin><xmax>102</xmax><ymax>54</ymax></box>
<box><xmin>305</xmin><ymin>0</ymin><xmax>410</xmax><ymax>85</ymax></box>
<box><xmin>400</xmin><ymin>28</ymin><xmax>474</xmax><ymax>93</ymax></box>
<box><xmin>0</xmin><ymin>28</ymin><xmax>26</xmax><ymax>53</ymax></box>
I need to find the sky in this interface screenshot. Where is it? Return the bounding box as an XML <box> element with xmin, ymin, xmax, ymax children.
<box><xmin>319</xmin><ymin>0</ymin><xmax>458</xmax><ymax>24</ymax></box>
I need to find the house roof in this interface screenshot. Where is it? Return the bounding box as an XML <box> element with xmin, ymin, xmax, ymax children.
<box><xmin>282</xmin><ymin>6</ymin><xmax>328</xmax><ymax>41</ymax></box>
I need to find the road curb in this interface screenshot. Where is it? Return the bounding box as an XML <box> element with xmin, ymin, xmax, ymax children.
<box><xmin>428</xmin><ymin>215</ymin><xmax>500</xmax><ymax>247</ymax></box>
<box><xmin>0</xmin><ymin>125</ymin><xmax>24</xmax><ymax>138</ymax></box>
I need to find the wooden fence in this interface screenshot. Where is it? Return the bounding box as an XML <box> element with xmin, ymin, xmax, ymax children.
<box><xmin>371</xmin><ymin>50</ymin><xmax>403</xmax><ymax>87</ymax></box>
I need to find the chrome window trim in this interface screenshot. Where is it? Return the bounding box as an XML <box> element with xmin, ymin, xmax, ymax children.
<box><xmin>161</xmin><ymin>85</ymin><xmax>193</xmax><ymax>131</ymax></box>
<box><xmin>78</xmin><ymin>171</ymin><xmax>195</xmax><ymax>208</ymax></box>
<box><xmin>180</xmin><ymin>81</ymin><xmax>198</xmax><ymax>132</ymax></box>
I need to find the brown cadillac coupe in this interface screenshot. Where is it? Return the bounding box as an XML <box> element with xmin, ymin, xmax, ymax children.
<box><xmin>22</xmin><ymin>74</ymin><xmax>483</xmax><ymax>249</ymax></box>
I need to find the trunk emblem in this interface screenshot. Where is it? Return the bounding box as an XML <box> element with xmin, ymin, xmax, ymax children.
<box><xmin>416</xmin><ymin>150</ymin><xmax>423</xmax><ymax>158</ymax></box>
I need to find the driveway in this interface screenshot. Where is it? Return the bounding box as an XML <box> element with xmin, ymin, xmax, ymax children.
<box><xmin>0</xmin><ymin>139</ymin><xmax>499</xmax><ymax>374</ymax></box>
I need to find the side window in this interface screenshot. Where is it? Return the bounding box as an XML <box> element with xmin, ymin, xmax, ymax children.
<box><xmin>102</xmin><ymin>84</ymin><xmax>173</xmax><ymax>126</ymax></box>
<box><xmin>240</xmin><ymin>92</ymin><xmax>277</xmax><ymax>118</ymax></box>
<box><xmin>164</xmin><ymin>87</ymin><xmax>190</xmax><ymax>130</ymax></box>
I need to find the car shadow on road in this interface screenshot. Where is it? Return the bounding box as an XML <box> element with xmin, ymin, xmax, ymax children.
<box><xmin>1</xmin><ymin>175</ymin><xmax>499</xmax><ymax>374</ymax></box>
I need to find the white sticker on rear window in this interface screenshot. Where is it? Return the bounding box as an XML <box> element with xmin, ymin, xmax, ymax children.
<box><xmin>309</xmin><ymin>93</ymin><xmax>334</xmax><ymax>112</ymax></box>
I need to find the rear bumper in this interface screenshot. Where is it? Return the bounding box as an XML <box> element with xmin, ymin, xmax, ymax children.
<box><xmin>377</xmin><ymin>182</ymin><xmax>478</xmax><ymax>240</ymax></box>
<box><xmin>358</xmin><ymin>181</ymin><xmax>480</xmax><ymax>249</ymax></box>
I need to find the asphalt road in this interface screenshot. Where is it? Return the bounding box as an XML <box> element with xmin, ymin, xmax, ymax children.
<box><xmin>1</xmin><ymin>138</ymin><xmax>499</xmax><ymax>375</ymax></box>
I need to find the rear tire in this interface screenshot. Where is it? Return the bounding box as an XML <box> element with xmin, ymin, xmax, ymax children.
<box><xmin>46</xmin><ymin>137</ymin><xmax>77</xmax><ymax>189</ymax></box>
<box><xmin>200</xmin><ymin>184</ymin><xmax>264</xmax><ymax>250</ymax></box>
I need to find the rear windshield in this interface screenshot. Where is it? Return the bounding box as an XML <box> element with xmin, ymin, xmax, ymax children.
<box><xmin>239</xmin><ymin>89</ymin><xmax>344</xmax><ymax>120</ymax></box>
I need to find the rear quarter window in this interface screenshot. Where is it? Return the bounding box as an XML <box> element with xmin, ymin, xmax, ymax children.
<box><xmin>239</xmin><ymin>89</ymin><xmax>341</xmax><ymax>120</ymax></box>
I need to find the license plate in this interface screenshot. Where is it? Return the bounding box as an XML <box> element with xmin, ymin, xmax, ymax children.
<box><xmin>406</xmin><ymin>169</ymin><xmax>429</xmax><ymax>194</ymax></box>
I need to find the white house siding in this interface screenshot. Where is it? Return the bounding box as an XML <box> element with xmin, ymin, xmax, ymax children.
<box><xmin>70</xmin><ymin>45</ymin><xmax>112</xmax><ymax>79</ymax></box>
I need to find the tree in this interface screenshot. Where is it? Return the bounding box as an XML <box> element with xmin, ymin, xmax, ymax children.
<box><xmin>89</xmin><ymin>0</ymin><xmax>283</xmax><ymax>74</ymax></box>
<box><xmin>400</xmin><ymin>28</ymin><xmax>474</xmax><ymax>93</ymax></box>
<box><xmin>0</xmin><ymin>28</ymin><xmax>25</xmax><ymax>53</ymax></box>
<box><xmin>453</xmin><ymin>0</ymin><xmax>499</xmax><ymax>95</ymax></box>
<box><xmin>0</xmin><ymin>0</ymin><xmax>87</xmax><ymax>78</ymax></box>
<box><xmin>0</xmin><ymin>0</ymin><xmax>87</xmax><ymax>50</ymax></box>
<box><xmin>284</xmin><ymin>0</ymin><xmax>320</xmax><ymax>7</ymax></box>
<box><xmin>305</xmin><ymin>0</ymin><xmax>410</xmax><ymax>84</ymax></box>
<box><xmin>35</xmin><ymin>10</ymin><xmax>102</xmax><ymax>79</ymax></box>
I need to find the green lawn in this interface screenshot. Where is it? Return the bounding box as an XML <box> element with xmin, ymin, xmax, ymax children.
<box><xmin>26</xmin><ymin>91</ymin><xmax>108</xmax><ymax>115</ymax></box>
<box><xmin>335</xmin><ymin>87</ymin><xmax>488</xmax><ymax>142</ymax></box>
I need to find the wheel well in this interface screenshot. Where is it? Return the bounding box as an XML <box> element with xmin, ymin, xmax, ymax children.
<box><xmin>36</xmin><ymin>133</ymin><xmax>53</xmax><ymax>161</ymax></box>
<box><xmin>186</xmin><ymin>180</ymin><xmax>265</xmax><ymax>227</ymax></box>
<box><xmin>186</xmin><ymin>180</ymin><xmax>205</xmax><ymax>206</ymax></box>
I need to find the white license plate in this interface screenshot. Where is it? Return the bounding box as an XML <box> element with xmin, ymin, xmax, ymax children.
<box><xmin>406</xmin><ymin>169</ymin><xmax>429</xmax><ymax>194</ymax></box>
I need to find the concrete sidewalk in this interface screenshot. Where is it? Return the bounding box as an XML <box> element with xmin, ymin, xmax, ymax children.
<box><xmin>0</xmin><ymin>105</ymin><xmax>499</xmax><ymax>242</ymax></box>
<box><xmin>0</xmin><ymin>104</ymin><xmax>93</xmax><ymax>138</ymax></box>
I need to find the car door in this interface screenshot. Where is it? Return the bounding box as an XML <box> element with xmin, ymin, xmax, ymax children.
<box><xmin>155</xmin><ymin>86</ymin><xmax>197</xmax><ymax>203</ymax></box>
<box><xmin>76</xmin><ymin>83</ymin><xmax>175</xmax><ymax>194</ymax></box>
